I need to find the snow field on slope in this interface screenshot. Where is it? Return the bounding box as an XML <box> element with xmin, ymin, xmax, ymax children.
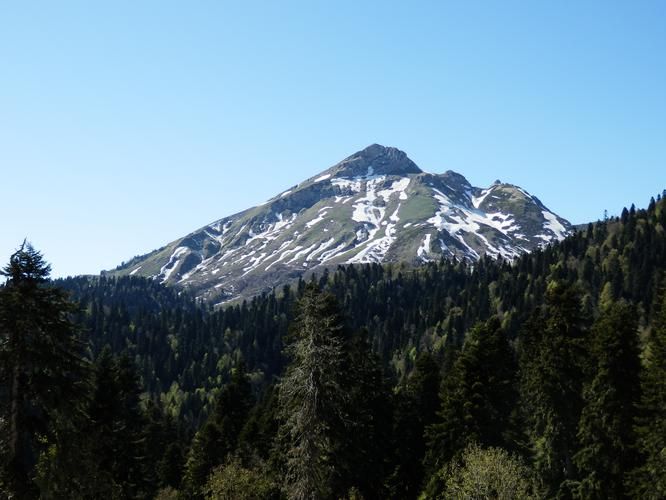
<box><xmin>542</xmin><ymin>210</ymin><xmax>568</xmax><ymax>240</ymax></box>
<box><xmin>428</xmin><ymin>188</ymin><xmax>523</xmax><ymax>260</ymax></box>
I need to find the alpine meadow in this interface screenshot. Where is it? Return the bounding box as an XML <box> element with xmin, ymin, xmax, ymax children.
<box><xmin>1</xmin><ymin>2</ymin><xmax>665</xmax><ymax>499</ymax></box>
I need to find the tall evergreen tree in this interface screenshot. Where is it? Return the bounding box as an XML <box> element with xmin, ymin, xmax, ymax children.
<box><xmin>0</xmin><ymin>243</ymin><xmax>88</xmax><ymax>497</ymax></box>
<box><xmin>574</xmin><ymin>301</ymin><xmax>641</xmax><ymax>499</ymax></box>
<box><xmin>387</xmin><ymin>352</ymin><xmax>441</xmax><ymax>499</ymax></box>
<box><xmin>338</xmin><ymin>331</ymin><xmax>392</xmax><ymax>499</ymax></box>
<box><xmin>182</xmin><ymin>364</ymin><xmax>254</xmax><ymax>499</ymax></box>
<box><xmin>276</xmin><ymin>283</ymin><xmax>348</xmax><ymax>500</ymax></box>
<box><xmin>628</xmin><ymin>286</ymin><xmax>666</xmax><ymax>498</ymax></box>
<box><xmin>424</xmin><ymin>317</ymin><xmax>517</xmax><ymax>495</ymax></box>
<box><xmin>84</xmin><ymin>348</ymin><xmax>152</xmax><ymax>498</ymax></box>
<box><xmin>519</xmin><ymin>281</ymin><xmax>587</xmax><ymax>498</ymax></box>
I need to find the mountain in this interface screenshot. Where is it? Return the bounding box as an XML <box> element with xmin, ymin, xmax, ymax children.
<box><xmin>108</xmin><ymin>144</ymin><xmax>572</xmax><ymax>303</ymax></box>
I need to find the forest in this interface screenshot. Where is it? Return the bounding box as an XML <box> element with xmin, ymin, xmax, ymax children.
<box><xmin>1</xmin><ymin>192</ymin><xmax>666</xmax><ymax>499</ymax></box>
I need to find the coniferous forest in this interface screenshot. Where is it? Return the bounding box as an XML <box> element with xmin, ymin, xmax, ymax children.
<box><xmin>2</xmin><ymin>193</ymin><xmax>666</xmax><ymax>499</ymax></box>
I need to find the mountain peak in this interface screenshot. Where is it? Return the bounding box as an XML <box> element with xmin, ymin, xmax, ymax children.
<box><xmin>319</xmin><ymin>144</ymin><xmax>422</xmax><ymax>179</ymax></box>
<box><xmin>110</xmin><ymin>147</ymin><xmax>572</xmax><ymax>304</ymax></box>
<box><xmin>439</xmin><ymin>170</ymin><xmax>472</xmax><ymax>190</ymax></box>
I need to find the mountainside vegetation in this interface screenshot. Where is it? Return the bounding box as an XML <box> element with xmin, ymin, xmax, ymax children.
<box><xmin>1</xmin><ymin>191</ymin><xmax>665</xmax><ymax>498</ymax></box>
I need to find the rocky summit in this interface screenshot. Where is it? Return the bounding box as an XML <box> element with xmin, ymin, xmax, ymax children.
<box><xmin>108</xmin><ymin>145</ymin><xmax>572</xmax><ymax>303</ymax></box>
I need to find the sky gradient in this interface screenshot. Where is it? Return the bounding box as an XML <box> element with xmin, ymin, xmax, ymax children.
<box><xmin>1</xmin><ymin>1</ymin><xmax>665</xmax><ymax>277</ymax></box>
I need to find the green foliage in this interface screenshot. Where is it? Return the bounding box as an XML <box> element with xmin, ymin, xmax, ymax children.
<box><xmin>424</xmin><ymin>317</ymin><xmax>518</xmax><ymax>496</ymax></box>
<box><xmin>430</xmin><ymin>443</ymin><xmax>540</xmax><ymax>500</ymax></box>
<box><xmin>158</xmin><ymin>443</ymin><xmax>186</xmax><ymax>490</ymax></box>
<box><xmin>203</xmin><ymin>456</ymin><xmax>279</xmax><ymax>500</ymax></box>
<box><xmin>628</xmin><ymin>286</ymin><xmax>666</xmax><ymax>498</ymax></box>
<box><xmin>0</xmin><ymin>243</ymin><xmax>88</xmax><ymax>497</ymax></box>
<box><xmin>277</xmin><ymin>283</ymin><xmax>348</xmax><ymax>499</ymax></box>
<box><xmin>519</xmin><ymin>282</ymin><xmax>587</xmax><ymax>497</ymax></box>
<box><xmin>387</xmin><ymin>352</ymin><xmax>441</xmax><ymax>499</ymax></box>
<box><xmin>4</xmin><ymin>195</ymin><xmax>665</xmax><ymax>496</ymax></box>
<box><xmin>154</xmin><ymin>486</ymin><xmax>180</xmax><ymax>500</ymax></box>
<box><xmin>58</xmin><ymin>195</ymin><xmax>666</xmax><ymax>435</ymax></box>
<box><xmin>182</xmin><ymin>366</ymin><xmax>254</xmax><ymax>499</ymax></box>
<box><xmin>88</xmin><ymin>349</ymin><xmax>154</xmax><ymax>497</ymax></box>
<box><xmin>574</xmin><ymin>301</ymin><xmax>641</xmax><ymax>499</ymax></box>
<box><xmin>338</xmin><ymin>331</ymin><xmax>392</xmax><ymax>498</ymax></box>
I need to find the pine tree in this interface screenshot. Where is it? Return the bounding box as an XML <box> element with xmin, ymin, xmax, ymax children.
<box><xmin>276</xmin><ymin>283</ymin><xmax>348</xmax><ymax>500</ymax></box>
<box><xmin>0</xmin><ymin>243</ymin><xmax>88</xmax><ymax>497</ymax></box>
<box><xmin>574</xmin><ymin>301</ymin><xmax>641</xmax><ymax>499</ymax></box>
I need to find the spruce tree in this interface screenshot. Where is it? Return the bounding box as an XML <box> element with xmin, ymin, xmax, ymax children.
<box><xmin>182</xmin><ymin>363</ymin><xmax>254</xmax><ymax>499</ymax></box>
<box><xmin>338</xmin><ymin>331</ymin><xmax>392</xmax><ymax>498</ymax></box>
<box><xmin>85</xmin><ymin>348</ymin><xmax>151</xmax><ymax>498</ymax></box>
<box><xmin>276</xmin><ymin>283</ymin><xmax>347</xmax><ymax>500</ymax></box>
<box><xmin>182</xmin><ymin>421</ymin><xmax>224</xmax><ymax>499</ymax></box>
<box><xmin>424</xmin><ymin>317</ymin><xmax>517</xmax><ymax>495</ymax></box>
<box><xmin>387</xmin><ymin>352</ymin><xmax>441</xmax><ymax>499</ymax></box>
<box><xmin>628</xmin><ymin>287</ymin><xmax>666</xmax><ymax>497</ymax></box>
<box><xmin>519</xmin><ymin>281</ymin><xmax>586</xmax><ymax>498</ymax></box>
<box><xmin>0</xmin><ymin>243</ymin><xmax>88</xmax><ymax>497</ymax></box>
<box><xmin>574</xmin><ymin>301</ymin><xmax>641</xmax><ymax>499</ymax></box>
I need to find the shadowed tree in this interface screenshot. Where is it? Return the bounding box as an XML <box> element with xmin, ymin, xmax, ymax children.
<box><xmin>182</xmin><ymin>364</ymin><xmax>254</xmax><ymax>499</ymax></box>
<box><xmin>519</xmin><ymin>282</ymin><xmax>587</xmax><ymax>498</ymax></box>
<box><xmin>0</xmin><ymin>242</ymin><xmax>88</xmax><ymax>497</ymax></box>
<box><xmin>424</xmin><ymin>317</ymin><xmax>518</xmax><ymax>497</ymax></box>
<box><xmin>628</xmin><ymin>286</ymin><xmax>666</xmax><ymax>498</ymax></box>
<box><xmin>574</xmin><ymin>301</ymin><xmax>641</xmax><ymax>499</ymax></box>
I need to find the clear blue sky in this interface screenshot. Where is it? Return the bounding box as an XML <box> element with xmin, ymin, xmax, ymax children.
<box><xmin>1</xmin><ymin>1</ymin><xmax>664</xmax><ymax>277</ymax></box>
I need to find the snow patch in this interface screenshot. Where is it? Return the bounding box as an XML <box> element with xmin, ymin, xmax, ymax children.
<box><xmin>306</xmin><ymin>238</ymin><xmax>336</xmax><ymax>261</ymax></box>
<box><xmin>305</xmin><ymin>206</ymin><xmax>333</xmax><ymax>229</ymax></box>
<box><xmin>348</xmin><ymin>204</ymin><xmax>401</xmax><ymax>264</ymax></box>
<box><xmin>319</xmin><ymin>242</ymin><xmax>351</xmax><ymax>263</ymax></box>
<box><xmin>428</xmin><ymin>188</ymin><xmax>523</xmax><ymax>260</ymax></box>
<box><xmin>417</xmin><ymin>234</ymin><xmax>432</xmax><ymax>261</ymax></box>
<box><xmin>287</xmin><ymin>243</ymin><xmax>318</xmax><ymax>264</ymax></box>
<box><xmin>542</xmin><ymin>210</ymin><xmax>568</xmax><ymax>240</ymax></box>
<box><xmin>472</xmin><ymin>188</ymin><xmax>493</xmax><ymax>208</ymax></box>
<box><xmin>159</xmin><ymin>247</ymin><xmax>190</xmax><ymax>283</ymax></box>
<box><xmin>377</xmin><ymin>177</ymin><xmax>411</xmax><ymax>201</ymax></box>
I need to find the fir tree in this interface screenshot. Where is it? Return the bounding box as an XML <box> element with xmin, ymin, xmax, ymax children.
<box><xmin>338</xmin><ymin>331</ymin><xmax>392</xmax><ymax>498</ymax></box>
<box><xmin>85</xmin><ymin>348</ymin><xmax>152</xmax><ymax>498</ymax></box>
<box><xmin>574</xmin><ymin>301</ymin><xmax>641</xmax><ymax>499</ymax></box>
<box><xmin>628</xmin><ymin>286</ymin><xmax>666</xmax><ymax>497</ymax></box>
<box><xmin>387</xmin><ymin>352</ymin><xmax>441</xmax><ymax>499</ymax></box>
<box><xmin>276</xmin><ymin>283</ymin><xmax>348</xmax><ymax>500</ymax></box>
<box><xmin>519</xmin><ymin>281</ymin><xmax>587</xmax><ymax>498</ymax></box>
<box><xmin>0</xmin><ymin>243</ymin><xmax>88</xmax><ymax>497</ymax></box>
<box><xmin>424</xmin><ymin>317</ymin><xmax>517</xmax><ymax>496</ymax></box>
<box><xmin>182</xmin><ymin>364</ymin><xmax>254</xmax><ymax>498</ymax></box>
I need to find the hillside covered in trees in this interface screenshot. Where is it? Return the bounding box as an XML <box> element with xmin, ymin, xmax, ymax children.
<box><xmin>1</xmin><ymin>192</ymin><xmax>666</xmax><ymax>499</ymax></box>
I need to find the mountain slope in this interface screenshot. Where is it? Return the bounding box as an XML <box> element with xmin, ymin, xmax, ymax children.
<box><xmin>109</xmin><ymin>144</ymin><xmax>571</xmax><ymax>302</ymax></box>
